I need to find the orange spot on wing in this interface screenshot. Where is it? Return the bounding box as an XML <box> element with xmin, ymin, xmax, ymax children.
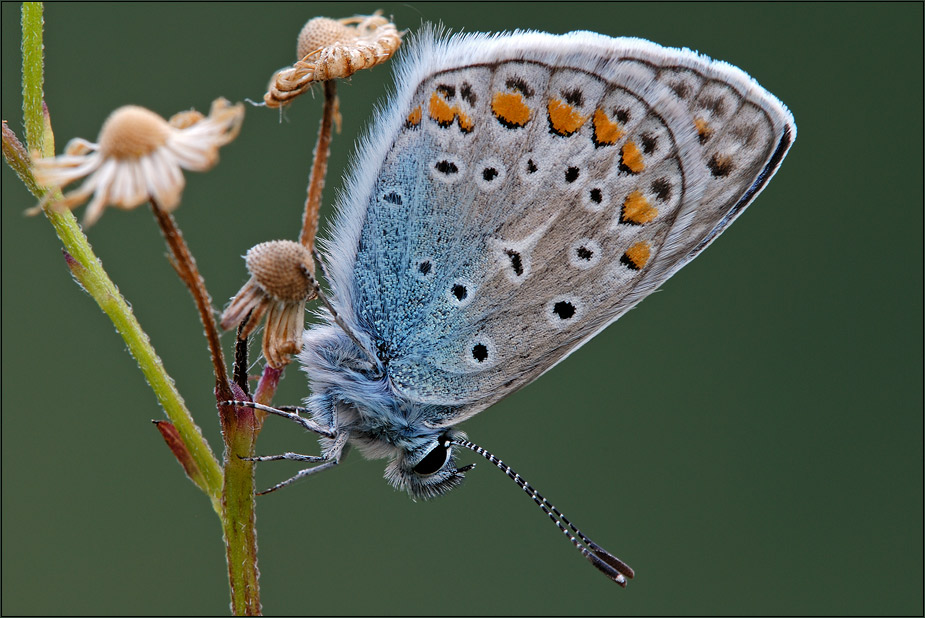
<box><xmin>694</xmin><ymin>117</ymin><xmax>713</xmax><ymax>143</ymax></box>
<box><xmin>592</xmin><ymin>108</ymin><xmax>623</xmax><ymax>145</ymax></box>
<box><xmin>621</xmin><ymin>241</ymin><xmax>652</xmax><ymax>271</ymax></box>
<box><xmin>457</xmin><ymin>111</ymin><xmax>474</xmax><ymax>132</ymax></box>
<box><xmin>429</xmin><ymin>92</ymin><xmax>456</xmax><ymax>125</ymax></box>
<box><xmin>406</xmin><ymin>105</ymin><xmax>422</xmax><ymax>126</ymax></box>
<box><xmin>491</xmin><ymin>92</ymin><xmax>532</xmax><ymax>127</ymax></box>
<box><xmin>621</xmin><ymin>141</ymin><xmax>645</xmax><ymax>173</ymax></box>
<box><xmin>708</xmin><ymin>153</ymin><xmax>733</xmax><ymax>177</ymax></box>
<box><xmin>547</xmin><ymin>98</ymin><xmax>587</xmax><ymax>136</ymax></box>
<box><xmin>428</xmin><ymin>91</ymin><xmax>474</xmax><ymax>132</ymax></box>
<box><xmin>621</xmin><ymin>190</ymin><xmax>659</xmax><ymax>225</ymax></box>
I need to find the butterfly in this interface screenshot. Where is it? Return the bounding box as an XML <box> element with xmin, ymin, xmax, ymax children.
<box><xmin>239</xmin><ymin>26</ymin><xmax>796</xmax><ymax>586</ymax></box>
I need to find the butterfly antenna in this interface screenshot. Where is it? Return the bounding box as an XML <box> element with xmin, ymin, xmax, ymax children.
<box><xmin>451</xmin><ymin>437</ymin><xmax>634</xmax><ymax>586</ymax></box>
<box><xmin>301</xmin><ymin>254</ymin><xmax>381</xmax><ymax>371</ymax></box>
<box><xmin>311</xmin><ymin>248</ymin><xmax>333</xmax><ymax>282</ymax></box>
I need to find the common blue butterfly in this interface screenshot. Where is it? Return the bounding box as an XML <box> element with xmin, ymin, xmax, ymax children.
<box><xmin>241</xmin><ymin>27</ymin><xmax>795</xmax><ymax>586</ymax></box>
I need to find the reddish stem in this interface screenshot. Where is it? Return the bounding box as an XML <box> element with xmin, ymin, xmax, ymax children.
<box><xmin>254</xmin><ymin>364</ymin><xmax>283</xmax><ymax>407</ymax></box>
<box><xmin>299</xmin><ymin>80</ymin><xmax>338</xmax><ymax>252</ymax></box>
<box><xmin>149</xmin><ymin>200</ymin><xmax>233</xmax><ymax>402</ymax></box>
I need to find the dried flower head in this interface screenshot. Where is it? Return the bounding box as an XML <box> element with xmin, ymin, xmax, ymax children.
<box><xmin>221</xmin><ymin>240</ymin><xmax>319</xmax><ymax>368</ymax></box>
<box><xmin>30</xmin><ymin>98</ymin><xmax>244</xmax><ymax>226</ymax></box>
<box><xmin>264</xmin><ymin>13</ymin><xmax>401</xmax><ymax>108</ymax></box>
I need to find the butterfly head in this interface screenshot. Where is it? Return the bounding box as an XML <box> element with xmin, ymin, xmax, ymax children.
<box><xmin>302</xmin><ymin>324</ymin><xmax>475</xmax><ymax>500</ymax></box>
<box><xmin>379</xmin><ymin>430</ymin><xmax>475</xmax><ymax>500</ymax></box>
<box><xmin>330</xmin><ymin>401</ymin><xmax>475</xmax><ymax>500</ymax></box>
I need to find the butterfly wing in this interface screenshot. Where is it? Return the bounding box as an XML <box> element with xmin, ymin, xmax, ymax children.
<box><xmin>323</xmin><ymin>29</ymin><xmax>795</xmax><ymax>424</ymax></box>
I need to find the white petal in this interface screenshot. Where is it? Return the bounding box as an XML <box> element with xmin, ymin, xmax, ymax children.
<box><xmin>146</xmin><ymin>150</ymin><xmax>185</xmax><ymax>209</ymax></box>
<box><xmin>82</xmin><ymin>182</ymin><xmax>112</xmax><ymax>226</ymax></box>
<box><xmin>34</xmin><ymin>152</ymin><xmax>104</xmax><ymax>188</ymax></box>
<box><xmin>166</xmin><ymin>136</ymin><xmax>216</xmax><ymax>171</ymax></box>
<box><xmin>63</xmin><ymin>138</ymin><xmax>100</xmax><ymax>156</ymax></box>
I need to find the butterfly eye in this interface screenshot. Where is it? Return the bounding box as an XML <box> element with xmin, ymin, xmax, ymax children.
<box><xmin>413</xmin><ymin>441</ymin><xmax>450</xmax><ymax>476</ymax></box>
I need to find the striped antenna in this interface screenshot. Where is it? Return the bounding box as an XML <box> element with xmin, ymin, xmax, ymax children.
<box><xmin>451</xmin><ymin>437</ymin><xmax>634</xmax><ymax>586</ymax></box>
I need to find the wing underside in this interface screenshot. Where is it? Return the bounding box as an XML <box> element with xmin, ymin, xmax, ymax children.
<box><xmin>327</xmin><ymin>31</ymin><xmax>795</xmax><ymax>423</ymax></box>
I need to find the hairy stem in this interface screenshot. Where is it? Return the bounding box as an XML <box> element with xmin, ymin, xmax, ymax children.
<box><xmin>21</xmin><ymin>2</ymin><xmax>49</xmax><ymax>157</ymax></box>
<box><xmin>222</xmin><ymin>384</ymin><xmax>263</xmax><ymax>616</ymax></box>
<box><xmin>299</xmin><ymin>80</ymin><xmax>338</xmax><ymax>252</ymax></box>
<box><xmin>149</xmin><ymin>200</ymin><xmax>232</xmax><ymax>400</ymax></box>
<box><xmin>12</xmin><ymin>3</ymin><xmax>224</xmax><ymax>511</ymax></box>
<box><xmin>148</xmin><ymin>200</ymin><xmax>263</xmax><ymax>614</ymax></box>
<box><xmin>60</xmin><ymin>237</ymin><xmax>225</xmax><ymax>510</ymax></box>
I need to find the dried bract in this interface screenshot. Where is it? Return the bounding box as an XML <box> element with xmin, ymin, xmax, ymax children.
<box><xmin>221</xmin><ymin>240</ymin><xmax>318</xmax><ymax>368</ymax></box>
<box><xmin>264</xmin><ymin>13</ymin><xmax>401</xmax><ymax>108</ymax></box>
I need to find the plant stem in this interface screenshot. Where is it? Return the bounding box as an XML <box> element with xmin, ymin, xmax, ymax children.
<box><xmin>219</xmin><ymin>73</ymin><xmax>341</xmax><ymax>618</ymax></box>
<box><xmin>149</xmin><ymin>200</ymin><xmax>232</xmax><ymax>400</ymax></box>
<box><xmin>14</xmin><ymin>2</ymin><xmax>224</xmax><ymax>511</ymax></box>
<box><xmin>253</xmin><ymin>365</ymin><xmax>283</xmax><ymax>406</ymax></box>
<box><xmin>148</xmin><ymin>200</ymin><xmax>263</xmax><ymax>614</ymax></box>
<box><xmin>299</xmin><ymin>80</ymin><xmax>338</xmax><ymax>252</ymax></box>
<box><xmin>222</xmin><ymin>388</ymin><xmax>262</xmax><ymax>616</ymax></box>
<box><xmin>232</xmin><ymin>330</ymin><xmax>252</xmax><ymax>395</ymax></box>
<box><xmin>1</xmin><ymin>121</ymin><xmax>41</xmax><ymax>196</ymax></box>
<box><xmin>21</xmin><ymin>2</ymin><xmax>49</xmax><ymax>157</ymax></box>
<box><xmin>58</xmin><ymin>227</ymin><xmax>225</xmax><ymax>511</ymax></box>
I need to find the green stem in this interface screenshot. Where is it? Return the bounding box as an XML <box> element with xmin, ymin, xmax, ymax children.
<box><xmin>148</xmin><ymin>202</ymin><xmax>263</xmax><ymax>613</ymax></box>
<box><xmin>223</xmin><ymin>335</ymin><xmax>267</xmax><ymax>615</ymax></box>
<box><xmin>15</xmin><ymin>1</ymin><xmax>224</xmax><ymax>512</ymax></box>
<box><xmin>59</xmin><ymin>213</ymin><xmax>224</xmax><ymax>512</ymax></box>
<box><xmin>1</xmin><ymin>121</ymin><xmax>41</xmax><ymax>196</ymax></box>
<box><xmin>21</xmin><ymin>2</ymin><xmax>48</xmax><ymax>157</ymax></box>
<box><xmin>222</xmin><ymin>399</ymin><xmax>262</xmax><ymax>616</ymax></box>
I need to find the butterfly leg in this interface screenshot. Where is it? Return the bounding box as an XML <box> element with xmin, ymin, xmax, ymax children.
<box><xmin>221</xmin><ymin>400</ymin><xmax>336</xmax><ymax>439</ymax></box>
<box><xmin>311</xmin><ymin>248</ymin><xmax>332</xmax><ymax>283</ymax></box>
<box><xmin>248</xmin><ymin>430</ymin><xmax>350</xmax><ymax>495</ymax></box>
<box><xmin>246</xmin><ymin>452</ymin><xmax>326</xmax><ymax>463</ymax></box>
<box><xmin>254</xmin><ymin>459</ymin><xmax>340</xmax><ymax>495</ymax></box>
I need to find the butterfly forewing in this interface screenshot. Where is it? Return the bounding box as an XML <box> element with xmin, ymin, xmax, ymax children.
<box><xmin>332</xmin><ymin>31</ymin><xmax>794</xmax><ymax>421</ymax></box>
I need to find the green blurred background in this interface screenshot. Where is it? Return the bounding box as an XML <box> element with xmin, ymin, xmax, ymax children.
<box><xmin>2</xmin><ymin>2</ymin><xmax>922</xmax><ymax>615</ymax></box>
